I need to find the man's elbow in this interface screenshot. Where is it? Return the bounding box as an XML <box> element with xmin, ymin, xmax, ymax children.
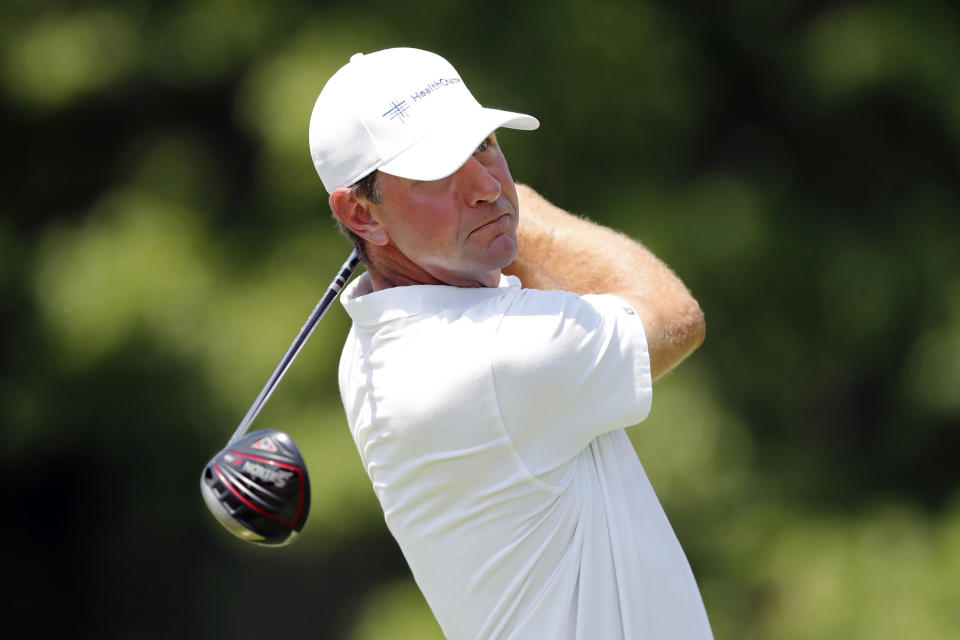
<box><xmin>649</xmin><ymin>296</ymin><xmax>705</xmax><ymax>380</ymax></box>
<box><xmin>682</xmin><ymin>297</ymin><xmax>706</xmax><ymax>353</ymax></box>
<box><xmin>668</xmin><ymin>296</ymin><xmax>705</xmax><ymax>364</ymax></box>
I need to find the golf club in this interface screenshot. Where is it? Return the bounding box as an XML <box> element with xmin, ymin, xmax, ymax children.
<box><xmin>201</xmin><ymin>249</ymin><xmax>361</xmax><ymax>546</ymax></box>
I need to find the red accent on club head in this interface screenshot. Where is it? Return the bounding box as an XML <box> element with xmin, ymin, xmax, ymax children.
<box><xmin>214</xmin><ymin>455</ymin><xmax>306</xmax><ymax>527</ymax></box>
<box><xmin>251</xmin><ymin>436</ymin><xmax>278</xmax><ymax>452</ymax></box>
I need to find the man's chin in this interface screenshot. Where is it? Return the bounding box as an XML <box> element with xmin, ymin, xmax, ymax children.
<box><xmin>489</xmin><ymin>236</ymin><xmax>519</xmax><ymax>270</ymax></box>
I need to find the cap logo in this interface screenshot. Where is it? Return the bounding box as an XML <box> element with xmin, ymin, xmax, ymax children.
<box><xmin>382</xmin><ymin>99</ymin><xmax>411</xmax><ymax>124</ymax></box>
<box><xmin>409</xmin><ymin>76</ymin><xmax>462</xmax><ymax>103</ymax></box>
<box><xmin>380</xmin><ymin>76</ymin><xmax>463</xmax><ymax>126</ymax></box>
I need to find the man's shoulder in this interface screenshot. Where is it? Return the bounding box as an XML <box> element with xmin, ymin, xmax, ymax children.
<box><xmin>500</xmin><ymin>285</ymin><xmax>630</xmax><ymax>319</ymax></box>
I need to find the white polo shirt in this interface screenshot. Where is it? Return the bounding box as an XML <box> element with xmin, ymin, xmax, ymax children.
<box><xmin>338</xmin><ymin>273</ymin><xmax>713</xmax><ymax>639</ymax></box>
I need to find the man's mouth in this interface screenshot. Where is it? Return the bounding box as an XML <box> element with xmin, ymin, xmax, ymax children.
<box><xmin>471</xmin><ymin>213</ymin><xmax>511</xmax><ymax>237</ymax></box>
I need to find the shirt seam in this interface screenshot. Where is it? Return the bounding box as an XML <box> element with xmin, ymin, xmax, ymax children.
<box><xmin>487</xmin><ymin>290</ymin><xmax>566</xmax><ymax>495</ymax></box>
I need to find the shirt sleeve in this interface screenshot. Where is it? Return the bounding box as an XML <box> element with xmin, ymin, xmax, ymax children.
<box><xmin>490</xmin><ymin>288</ymin><xmax>653</xmax><ymax>476</ymax></box>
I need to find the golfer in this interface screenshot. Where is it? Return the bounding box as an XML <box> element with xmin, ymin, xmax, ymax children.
<box><xmin>310</xmin><ymin>48</ymin><xmax>713</xmax><ymax>639</ymax></box>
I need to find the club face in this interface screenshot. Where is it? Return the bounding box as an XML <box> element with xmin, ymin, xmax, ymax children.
<box><xmin>200</xmin><ymin>429</ymin><xmax>310</xmax><ymax>546</ymax></box>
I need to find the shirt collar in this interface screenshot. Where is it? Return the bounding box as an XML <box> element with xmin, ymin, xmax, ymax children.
<box><xmin>340</xmin><ymin>272</ymin><xmax>520</xmax><ymax>325</ymax></box>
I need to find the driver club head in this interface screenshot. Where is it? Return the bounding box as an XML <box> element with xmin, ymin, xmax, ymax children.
<box><xmin>201</xmin><ymin>429</ymin><xmax>310</xmax><ymax>546</ymax></box>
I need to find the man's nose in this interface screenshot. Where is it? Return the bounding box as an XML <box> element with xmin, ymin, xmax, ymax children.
<box><xmin>458</xmin><ymin>156</ymin><xmax>501</xmax><ymax>206</ymax></box>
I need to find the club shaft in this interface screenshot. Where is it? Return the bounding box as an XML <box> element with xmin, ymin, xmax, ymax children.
<box><xmin>228</xmin><ymin>249</ymin><xmax>361</xmax><ymax>445</ymax></box>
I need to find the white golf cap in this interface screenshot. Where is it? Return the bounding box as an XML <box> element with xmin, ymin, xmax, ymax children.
<box><xmin>309</xmin><ymin>48</ymin><xmax>539</xmax><ymax>193</ymax></box>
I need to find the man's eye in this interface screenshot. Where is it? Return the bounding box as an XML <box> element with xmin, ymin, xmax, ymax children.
<box><xmin>476</xmin><ymin>140</ymin><xmax>489</xmax><ymax>154</ymax></box>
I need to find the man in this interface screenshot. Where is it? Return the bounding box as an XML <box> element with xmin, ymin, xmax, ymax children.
<box><xmin>309</xmin><ymin>48</ymin><xmax>712</xmax><ymax>639</ymax></box>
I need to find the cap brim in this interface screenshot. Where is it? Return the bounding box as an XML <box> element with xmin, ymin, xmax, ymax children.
<box><xmin>377</xmin><ymin>107</ymin><xmax>539</xmax><ymax>182</ymax></box>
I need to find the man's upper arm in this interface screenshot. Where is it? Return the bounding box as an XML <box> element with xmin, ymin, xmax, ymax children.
<box><xmin>490</xmin><ymin>289</ymin><xmax>653</xmax><ymax>475</ymax></box>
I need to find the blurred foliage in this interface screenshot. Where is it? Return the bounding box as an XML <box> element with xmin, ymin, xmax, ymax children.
<box><xmin>2</xmin><ymin>0</ymin><xmax>959</xmax><ymax>638</ymax></box>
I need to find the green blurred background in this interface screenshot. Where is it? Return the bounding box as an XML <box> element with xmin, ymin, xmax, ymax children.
<box><xmin>3</xmin><ymin>0</ymin><xmax>959</xmax><ymax>638</ymax></box>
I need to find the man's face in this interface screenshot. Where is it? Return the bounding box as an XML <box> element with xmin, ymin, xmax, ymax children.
<box><xmin>367</xmin><ymin>133</ymin><xmax>520</xmax><ymax>288</ymax></box>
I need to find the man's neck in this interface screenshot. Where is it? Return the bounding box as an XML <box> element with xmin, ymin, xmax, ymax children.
<box><xmin>364</xmin><ymin>248</ymin><xmax>500</xmax><ymax>291</ymax></box>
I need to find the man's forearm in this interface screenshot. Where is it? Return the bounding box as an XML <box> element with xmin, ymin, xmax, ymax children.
<box><xmin>504</xmin><ymin>184</ymin><xmax>705</xmax><ymax>379</ymax></box>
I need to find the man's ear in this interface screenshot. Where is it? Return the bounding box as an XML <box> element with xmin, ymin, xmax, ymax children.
<box><xmin>329</xmin><ymin>187</ymin><xmax>389</xmax><ymax>246</ymax></box>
